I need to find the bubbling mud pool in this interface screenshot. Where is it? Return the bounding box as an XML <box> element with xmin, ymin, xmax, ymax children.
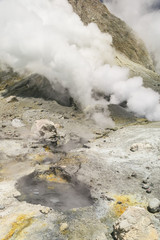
<box><xmin>16</xmin><ymin>169</ymin><xmax>93</xmax><ymax>211</ymax></box>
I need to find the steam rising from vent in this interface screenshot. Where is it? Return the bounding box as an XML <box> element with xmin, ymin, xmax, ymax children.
<box><xmin>105</xmin><ymin>0</ymin><xmax>160</xmax><ymax>73</ymax></box>
<box><xmin>0</xmin><ymin>0</ymin><xmax>160</xmax><ymax>126</ymax></box>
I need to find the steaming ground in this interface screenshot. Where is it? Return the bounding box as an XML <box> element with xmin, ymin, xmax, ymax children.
<box><xmin>0</xmin><ymin>0</ymin><xmax>160</xmax><ymax>126</ymax></box>
<box><xmin>105</xmin><ymin>0</ymin><xmax>160</xmax><ymax>73</ymax></box>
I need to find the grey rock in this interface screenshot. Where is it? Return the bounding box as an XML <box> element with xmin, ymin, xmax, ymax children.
<box><xmin>0</xmin><ymin>205</ymin><xmax>5</xmax><ymax>210</ymax></box>
<box><xmin>142</xmin><ymin>177</ymin><xmax>149</xmax><ymax>184</ymax></box>
<box><xmin>146</xmin><ymin>189</ymin><xmax>152</xmax><ymax>194</ymax></box>
<box><xmin>148</xmin><ymin>198</ymin><xmax>160</xmax><ymax>213</ymax></box>
<box><xmin>130</xmin><ymin>144</ymin><xmax>139</xmax><ymax>152</ymax></box>
<box><xmin>108</xmin><ymin>104</ymin><xmax>137</xmax><ymax>124</ymax></box>
<box><xmin>131</xmin><ymin>172</ymin><xmax>137</xmax><ymax>178</ymax></box>
<box><xmin>142</xmin><ymin>184</ymin><xmax>150</xmax><ymax>189</ymax></box>
<box><xmin>130</xmin><ymin>142</ymin><xmax>153</xmax><ymax>152</ymax></box>
<box><xmin>31</xmin><ymin>119</ymin><xmax>58</xmax><ymax>145</ymax></box>
<box><xmin>3</xmin><ymin>73</ymin><xmax>72</xmax><ymax>107</ymax></box>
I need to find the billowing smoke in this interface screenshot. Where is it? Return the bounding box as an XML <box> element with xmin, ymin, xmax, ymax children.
<box><xmin>105</xmin><ymin>0</ymin><xmax>160</xmax><ymax>73</ymax></box>
<box><xmin>0</xmin><ymin>0</ymin><xmax>160</xmax><ymax>127</ymax></box>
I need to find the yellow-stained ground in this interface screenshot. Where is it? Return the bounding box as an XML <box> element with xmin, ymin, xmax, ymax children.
<box><xmin>59</xmin><ymin>153</ymin><xmax>87</xmax><ymax>166</ymax></box>
<box><xmin>112</xmin><ymin>194</ymin><xmax>147</xmax><ymax>217</ymax></box>
<box><xmin>2</xmin><ymin>214</ymin><xmax>34</xmax><ymax>240</ymax></box>
<box><xmin>29</xmin><ymin>152</ymin><xmax>54</xmax><ymax>163</ymax></box>
<box><xmin>38</xmin><ymin>173</ymin><xmax>67</xmax><ymax>183</ymax></box>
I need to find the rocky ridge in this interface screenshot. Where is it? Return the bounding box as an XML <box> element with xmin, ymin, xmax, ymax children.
<box><xmin>68</xmin><ymin>0</ymin><xmax>160</xmax><ymax>94</ymax></box>
<box><xmin>68</xmin><ymin>0</ymin><xmax>153</xmax><ymax>70</ymax></box>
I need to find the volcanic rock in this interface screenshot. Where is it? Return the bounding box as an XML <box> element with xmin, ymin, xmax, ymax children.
<box><xmin>3</xmin><ymin>73</ymin><xmax>72</xmax><ymax>107</ymax></box>
<box><xmin>6</xmin><ymin>95</ymin><xmax>18</xmax><ymax>103</ymax></box>
<box><xmin>60</xmin><ymin>223</ymin><xmax>69</xmax><ymax>232</ymax></box>
<box><xmin>68</xmin><ymin>0</ymin><xmax>160</xmax><ymax>94</ymax></box>
<box><xmin>68</xmin><ymin>0</ymin><xmax>153</xmax><ymax>70</ymax></box>
<box><xmin>148</xmin><ymin>198</ymin><xmax>160</xmax><ymax>213</ymax></box>
<box><xmin>113</xmin><ymin>206</ymin><xmax>158</xmax><ymax>240</ymax></box>
<box><xmin>31</xmin><ymin>119</ymin><xmax>58</xmax><ymax>145</ymax></box>
<box><xmin>130</xmin><ymin>142</ymin><xmax>153</xmax><ymax>152</ymax></box>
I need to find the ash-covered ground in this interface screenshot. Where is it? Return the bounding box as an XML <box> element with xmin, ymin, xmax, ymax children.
<box><xmin>0</xmin><ymin>87</ymin><xmax>159</xmax><ymax>239</ymax></box>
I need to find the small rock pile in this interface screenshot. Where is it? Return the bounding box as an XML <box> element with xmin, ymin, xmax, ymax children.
<box><xmin>31</xmin><ymin>119</ymin><xmax>59</xmax><ymax>145</ymax></box>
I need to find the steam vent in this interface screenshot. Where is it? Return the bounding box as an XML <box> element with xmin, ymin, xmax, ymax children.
<box><xmin>0</xmin><ymin>0</ymin><xmax>160</xmax><ymax>239</ymax></box>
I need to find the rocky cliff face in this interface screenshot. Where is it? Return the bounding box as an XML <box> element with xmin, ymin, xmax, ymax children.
<box><xmin>68</xmin><ymin>0</ymin><xmax>153</xmax><ymax>70</ymax></box>
<box><xmin>68</xmin><ymin>0</ymin><xmax>160</xmax><ymax>93</ymax></box>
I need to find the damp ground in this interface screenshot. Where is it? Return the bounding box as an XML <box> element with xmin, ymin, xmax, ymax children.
<box><xmin>16</xmin><ymin>170</ymin><xmax>93</xmax><ymax>211</ymax></box>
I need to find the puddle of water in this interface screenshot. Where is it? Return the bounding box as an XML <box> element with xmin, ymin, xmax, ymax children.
<box><xmin>16</xmin><ymin>171</ymin><xmax>93</xmax><ymax>211</ymax></box>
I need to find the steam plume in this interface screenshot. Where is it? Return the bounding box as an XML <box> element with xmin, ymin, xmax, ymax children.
<box><xmin>0</xmin><ymin>0</ymin><xmax>160</xmax><ymax>126</ymax></box>
<box><xmin>105</xmin><ymin>0</ymin><xmax>160</xmax><ymax>73</ymax></box>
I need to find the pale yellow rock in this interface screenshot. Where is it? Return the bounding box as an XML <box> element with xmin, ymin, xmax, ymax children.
<box><xmin>113</xmin><ymin>206</ymin><xmax>159</xmax><ymax>240</ymax></box>
<box><xmin>60</xmin><ymin>222</ymin><xmax>69</xmax><ymax>232</ymax></box>
<box><xmin>40</xmin><ymin>207</ymin><xmax>50</xmax><ymax>214</ymax></box>
<box><xmin>6</xmin><ymin>95</ymin><xmax>18</xmax><ymax>103</ymax></box>
<box><xmin>130</xmin><ymin>142</ymin><xmax>153</xmax><ymax>152</ymax></box>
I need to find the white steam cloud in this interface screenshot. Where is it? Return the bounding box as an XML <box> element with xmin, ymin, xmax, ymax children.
<box><xmin>105</xmin><ymin>0</ymin><xmax>160</xmax><ymax>73</ymax></box>
<box><xmin>0</xmin><ymin>0</ymin><xmax>160</xmax><ymax>127</ymax></box>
